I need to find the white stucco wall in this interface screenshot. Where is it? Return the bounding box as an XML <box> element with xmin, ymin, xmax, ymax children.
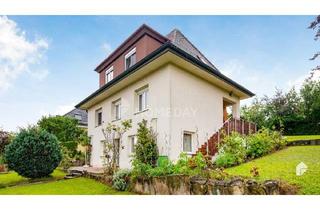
<box><xmin>168</xmin><ymin>64</ymin><xmax>240</xmax><ymax>161</ymax></box>
<box><xmin>87</xmin><ymin>63</ymin><xmax>241</xmax><ymax>168</ymax></box>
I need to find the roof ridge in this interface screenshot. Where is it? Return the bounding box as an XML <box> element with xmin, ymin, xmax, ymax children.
<box><xmin>166</xmin><ymin>28</ymin><xmax>218</xmax><ymax>71</ymax></box>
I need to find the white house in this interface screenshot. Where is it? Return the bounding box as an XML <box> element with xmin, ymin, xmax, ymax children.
<box><xmin>76</xmin><ymin>24</ymin><xmax>255</xmax><ymax>168</ymax></box>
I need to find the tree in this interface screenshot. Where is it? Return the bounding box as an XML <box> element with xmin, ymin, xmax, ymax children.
<box><xmin>38</xmin><ymin>115</ymin><xmax>88</xmax><ymax>156</ymax></box>
<box><xmin>133</xmin><ymin>119</ymin><xmax>159</xmax><ymax>167</ymax></box>
<box><xmin>5</xmin><ymin>126</ymin><xmax>62</xmax><ymax>178</ymax></box>
<box><xmin>101</xmin><ymin>120</ymin><xmax>132</xmax><ymax>175</ymax></box>
<box><xmin>0</xmin><ymin>130</ymin><xmax>11</xmax><ymax>155</ymax></box>
<box><xmin>308</xmin><ymin>15</ymin><xmax>320</xmax><ymax>77</ymax></box>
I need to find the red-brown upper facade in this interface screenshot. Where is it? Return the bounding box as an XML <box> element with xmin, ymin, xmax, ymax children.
<box><xmin>97</xmin><ymin>24</ymin><xmax>169</xmax><ymax>87</ymax></box>
<box><xmin>97</xmin><ymin>24</ymin><xmax>218</xmax><ymax>87</ymax></box>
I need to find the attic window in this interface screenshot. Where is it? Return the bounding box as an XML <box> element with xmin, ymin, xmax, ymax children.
<box><xmin>105</xmin><ymin>66</ymin><xmax>114</xmax><ymax>83</ymax></box>
<box><xmin>125</xmin><ymin>48</ymin><xmax>136</xmax><ymax>70</ymax></box>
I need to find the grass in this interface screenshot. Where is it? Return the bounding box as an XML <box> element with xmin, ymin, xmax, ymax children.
<box><xmin>0</xmin><ymin>169</ymin><xmax>66</xmax><ymax>188</ymax></box>
<box><xmin>225</xmin><ymin>146</ymin><xmax>320</xmax><ymax>195</ymax></box>
<box><xmin>284</xmin><ymin>135</ymin><xmax>320</xmax><ymax>142</ymax></box>
<box><xmin>0</xmin><ymin>177</ymin><xmax>134</xmax><ymax>195</ymax></box>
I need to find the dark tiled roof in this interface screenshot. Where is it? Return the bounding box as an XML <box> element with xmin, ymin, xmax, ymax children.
<box><xmin>167</xmin><ymin>29</ymin><xmax>218</xmax><ymax>71</ymax></box>
<box><xmin>64</xmin><ymin>108</ymin><xmax>88</xmax><ymax>126</ymax></box>
<box><xmin>76</xmin><ymin>42</ymin><xmax>255</xmax><ymax>109</ymax></box>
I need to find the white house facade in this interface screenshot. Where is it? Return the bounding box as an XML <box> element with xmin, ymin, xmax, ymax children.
<box><xmin>76</xmin><ymin>24</ymin><xmax>254</xmax><ymax>168</ymax></box>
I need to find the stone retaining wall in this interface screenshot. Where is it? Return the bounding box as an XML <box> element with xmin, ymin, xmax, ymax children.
<box><xmin>287</xmin><ymin>139</ymin><xmax>320</xmax><ymax>146</ymax></box>
<box><xmin>130</xmin><ymin>175</ymin><xmax>296</xmax><ymax>195</ymax></box>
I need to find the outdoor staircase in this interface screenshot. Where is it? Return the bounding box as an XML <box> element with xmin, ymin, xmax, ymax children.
<box><xmin>196</xmin><ymin>118</ymin><xmax>257</xmax><ymax>158</ymax></box>
<box><xmin>64</xmin><ymin>169</ymin><xmax>84</xmax><ymax>179</ymax></box>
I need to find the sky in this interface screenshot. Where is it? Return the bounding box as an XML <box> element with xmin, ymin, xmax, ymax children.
<box><xmin>0</xmin><ymin>15</ymin><xmax>319</xmax><ymax>132</ymax></box>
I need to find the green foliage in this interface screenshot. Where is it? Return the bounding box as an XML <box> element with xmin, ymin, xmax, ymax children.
<box><xmin>0</xmin><ymin>130</ymin><xmax>11</xmax><ymax>155</ymax></box>
<box><xmin>147</xmin><ymin>158</ymin><xmax>175</xmax><ymax>177</ymax></box>
<box><xmin>241</xmin><ymin>80</ymin><xmax>320</xmax><ymax>135</ymax></box>
<box><xmin>215</xmin><ymin>153</ymin><xmax>237</xmax><ymax>168</ymax></box>
<box><xmin>218</xmin><ymin>132</ymin><xmax>246</xmax><ymax>164</ymax></box>
<box><xmin>246</xmin><ymin>129</ymin><xmax>273</xmax><ymax>159</ymax></box>
<box><xmin>5</xmin><ymin>126</ymin><xmax>62</xmax><ymax>178</ymax></box>
<box><xmin>131</xmin><ymin>159</ymin><xmax>153</xmax><ymax>179</ymax></box>
<box><xmin>112</xmin><ymin>169</ymin><xmax>131</xmax><ymax>191</ymax></box>
<box><xmin>226</xmin><ymin>146</ymin><xmax>320</xmax><ymax>195</ymax></box>
<box><xmin>133</xmin><ymin>119</ymin><xmax>159</xmax><ymax>167</ymax></box>
<box><xmin>215</xmin><ymin>129</ymin><xmax>285</xmax><ymax>168</ymax></box>
<box><xmin>131</xmin><ymin>152</ymin><xmax>211</xmax><ymax>178</ymax></box>
<box><xmin>37</xmin><ymin>115</ymin><xmax>88</xmax><ymax>156</ymax></box>
<box><xmin>59</xmin><ymin>146</ymin><xmax>73</xmax><ymax>170</ymax></box>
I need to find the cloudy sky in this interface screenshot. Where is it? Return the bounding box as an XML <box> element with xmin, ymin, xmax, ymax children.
<box><xmin>0</xmin><ymin>16</ymin><xmax>318</xmax><ymax>131</ymax></box>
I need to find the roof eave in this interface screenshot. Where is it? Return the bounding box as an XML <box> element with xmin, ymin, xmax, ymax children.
<box><xmin>76</xmin><ymin>43</ymin><xmax>255</xmax><ymax>109</ymax></box>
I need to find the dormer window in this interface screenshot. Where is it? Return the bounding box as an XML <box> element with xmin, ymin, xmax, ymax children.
<box><xmin>125</xmin><ymin>48</ymin><xmax>136</xmax><ymax>70</ymax></box>
<box><xmin>105</xmin><ymin>66</ymin><xmax>114</xmax><ymax>83</ymax></box>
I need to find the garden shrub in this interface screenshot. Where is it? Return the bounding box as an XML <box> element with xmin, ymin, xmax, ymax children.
<box><xmin>131</xmin><ymin>159</ymin><xmax>153</xmax><ymax>179</ymax></box>
<box><xmin>218</xmin><ymin>132</ymin><xmax>246</xmax><ymax>164</ymax></box>
<box><xmin>246</xmin><ymin>129</ymin><xmax>274</xmax><ymax>158</ymax></box>
<box><xmin>112</xmin><ymin>169</ymin><xmax>131</xmax><ymax>191</ymax></box>
<box><xmin>5</xmin><ymin>126</ymin><xmax>62</xmax><ymax>178</ymax></box>
<box><xmin>133</xmin><ymin>119</ymin><xmax>159</xmax><ymax>167</ymax></box>
<box><xmin>147</xmin><ymin>158</ymin><xmax>174</xmax><ymax>177</ymax></box>
<box><xmin>0</xmin><ymin>130</ymin><xmax>11</xmax><ymax>155</ymax></box>
<box><xmin>215</xmin><ymin>152</ymin><xmax>237</xmax><ymax>168</ymax></box>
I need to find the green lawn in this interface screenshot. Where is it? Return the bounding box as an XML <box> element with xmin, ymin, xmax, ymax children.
<box><xmin>284</xmin><ymin>135</ymin><xmax>320</xmax><ymax>142</ymax></box>
<box><xmin>226</xmin><ymin>146</ymin><xmax>320</xmax><ymax>195</ymax></box>
<box><xmin>0</xmin><ymin>169</ymin><xmax>66</xmax><ymax>188</ymax></box>
<box><xmin>0</xmin><ymin>177</ymin><xmax>134</xmax><ymax>195</ymax></box>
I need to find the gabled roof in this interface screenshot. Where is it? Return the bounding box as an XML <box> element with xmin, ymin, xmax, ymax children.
<box><xmin>167</xmin><ymin>29</ymin><xmax>218</xmax><ymax>70</ymax></box>
<box><xmin>76</xmin><ymin>42</ymin><xmax>255</xmax><ymax>109</ymax></box>
<box><xmin>94</xmin><ymin>24</ymin><xmax>169</xmax><ymax>73</ymax></box>
<box><xmin>64</xmin><ymin>108</ymin><xmax>88</xmax><ymax>126</ymax></box>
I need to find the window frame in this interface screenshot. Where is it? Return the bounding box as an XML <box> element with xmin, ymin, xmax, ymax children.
<box><xmin>129</xmin><ymin>135</ymin><xmax>137</xmax><ymax>154</ymax></box>
<box><xmin>112</xmin><ymin>99</ymin><xmax>121</xmax><ymax>121</ymax></box>
<box><xmin>95</xmin><ymin>108</ymin><xmax>103</xmax><ymax>127</ymax></box>
<box><xmin>105</xmin><ymin>66</ymin><xmax>114</xmax><ymax>83</ymax></box>
<box><xmin>136</xmin><ymin>88</ymin><xmax>148</xmax><ymax>112</ymax></box>
<box><xmin>124</xmin><ymin>47</ymin><xmax>136</xmax><ymax>70</ymax></box>
<box><xmin>183</xmin><ymin>132</ymin><xmax>193</xmax><ymax>153</ymax></box>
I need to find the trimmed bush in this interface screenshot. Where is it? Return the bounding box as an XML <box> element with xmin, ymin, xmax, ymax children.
<box><xmin>112</xmin><ymin>169</ymin><xmax>131</xmax><ymax>191</ymax></box>
<box><xmin>215</xmin><ymin>153</ymin><xmax>237</xmax><ymax>168</ymax></box>
<box><xmin>218</xmin><ymin>132</ymin><xmax>247</xmax><ymax>165</ymax></box>
<box><xmin>134</xmin><ymin>119</ymin><xmax>159</xmax><ymax>167</ymax></box>
<box><xmin>5</xmin><ymin>126</ymin><xmax>62</xmax><ymax>178</ymax></box>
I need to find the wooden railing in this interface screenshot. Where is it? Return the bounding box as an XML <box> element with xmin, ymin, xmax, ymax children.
<box><xmin>196</xmin><ymin>118</ymin><xmax>257</xmax><ymax>156</ymax></box>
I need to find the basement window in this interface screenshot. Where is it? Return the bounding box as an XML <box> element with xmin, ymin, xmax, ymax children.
<box><xmin>125</xmin><ymin>48</ymin><xmax>136</xmax><ymax>70</ymax></box>
<box><xmin>183</xmin><ymin>132</ymin><xmax>192</xmax><ymax>152</ymax></box>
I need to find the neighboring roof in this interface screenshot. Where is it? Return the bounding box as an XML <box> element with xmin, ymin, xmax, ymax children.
<box><xmin>64</xmin><ymin>108</ymin><xmax>88</xmax><ymax>126</ymax></box>
<box><xmin>94</xmin><ymin>24</ymin><xmax>169</xmax><ymax>73</ymax></box>
<box><xmin>167</xmin><ymin>28</ymin><xmax>218</xmax><ymax>70</ymax></box>
<box><xmin>76</xmin><ymin>42</ymin><xmax>255</xmax><ymax>109</ymax></box>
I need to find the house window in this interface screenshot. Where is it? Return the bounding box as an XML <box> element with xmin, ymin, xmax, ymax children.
<box><xmin>112</xmin><ymin>99</ymin><xmax>121</xmax><ymax>120</ymax></box>
<box><xmin>136</xmin><ymin>88</ymin><xmax>148</xmax><ymax>112</ymax></box>
<box><xmin>105</xmin><ymin>66</ymin><xmax>114</xmax><ymax>83</ymax></box>
<box><xmin>125</xmin><ymin>48</ymin><xmax>136</xmax><ymax>70</ymax></box>
<box><xmin>74</xmin><ymin>114</ymin><xmax>82</xmax><ymax>121</ymax></box>
<box><xmin>183</xmin><ymin>132</ymin><xmax>192</xmax><ymax>152</ymax></box>
<box><xmin>95</xmin><ymin>108</ymin><xmax>103</xmax><ymax>127</ymax></box>
<box><xmin>129</xmin><ymin>136</ymin><xmax>137</xmax><ymax>153</ymax></box>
